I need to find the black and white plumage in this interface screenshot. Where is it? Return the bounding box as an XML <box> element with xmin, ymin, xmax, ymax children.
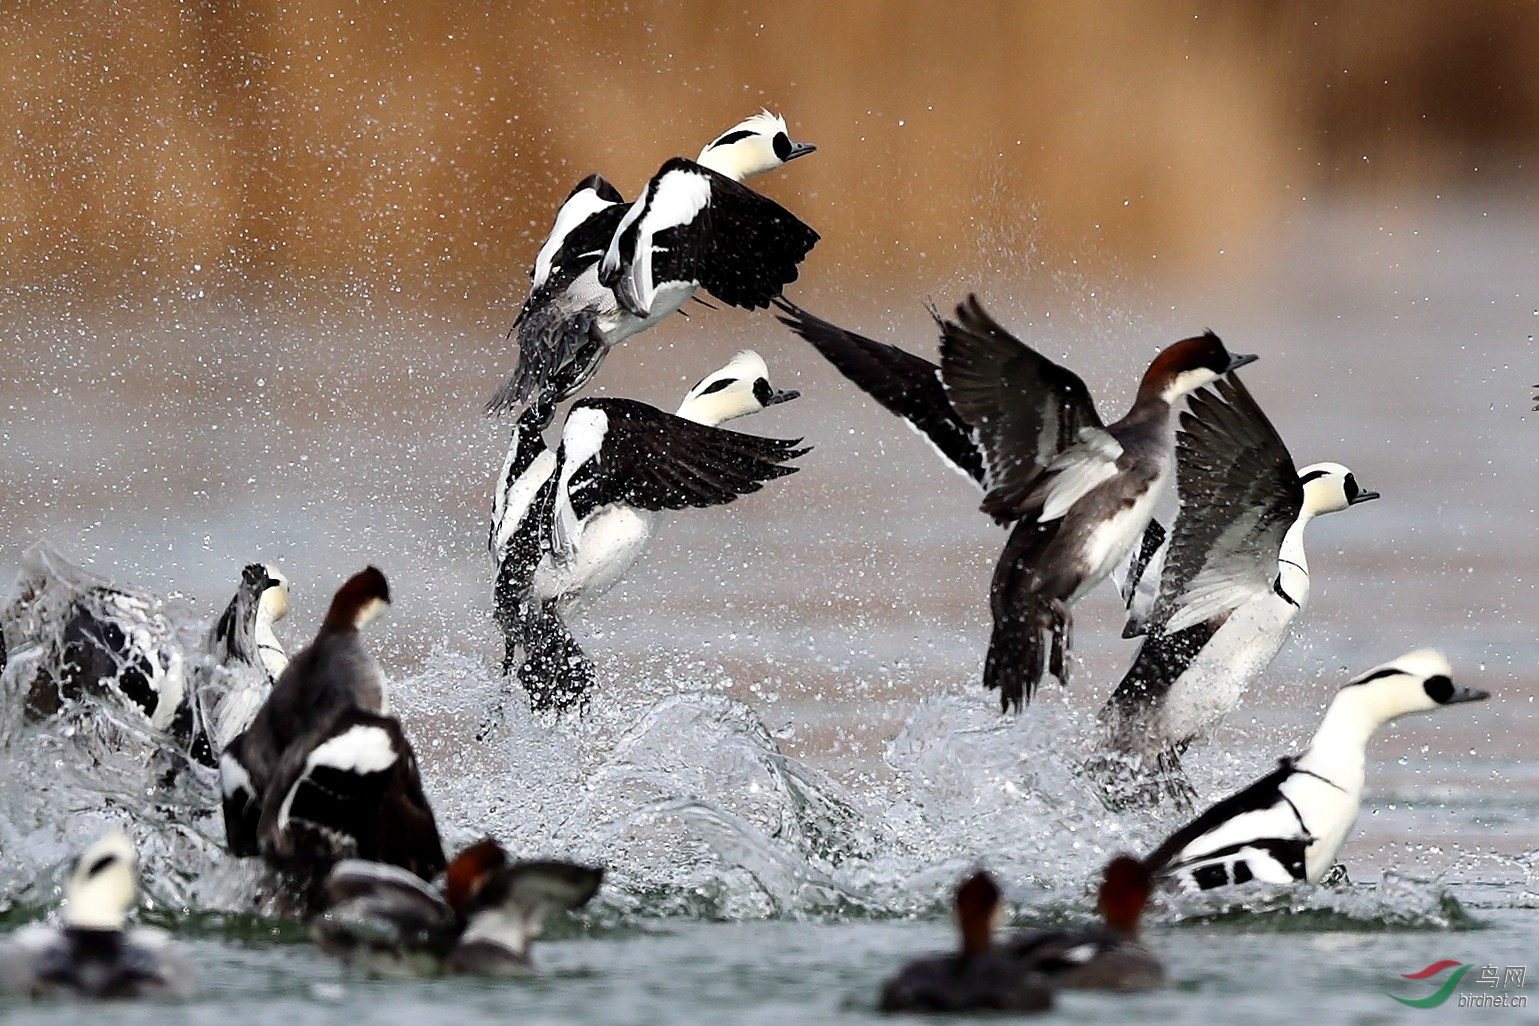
<box><xmin>488</xmin><ymin>351</ymin><xmax>806</xmax><ymax>715</ymax></box>
<box><xmin>0</xmin><ymin>832</ymin><xmax>194</xmax><ymax>1000</ymax></box>
<box><xmin>774</xmin><ymin>297</ymin><xmax>986</xmax><ymax>483</ymax></box>
<box><xmin>31</xmin><ymin>585</ymin><xmax>189</xmax><ymax>741</ymax></box>
<box><xmin>780</xmin><ymin>296</ymin><xmax>1256</xmax><ymax>711</ymax></box>
<box><xmin>188</xmin><ymin>562</ymin><xmax>290</xmax><ymax>767</ymax></box>
<box><xmin>487</xmin><ymin>175</ymin><xmax>630</xmax><ymax>412</ymax></box>
<box><xmin>259</xmin><ymin>706</ymin><xmax>445</xmax><ymax>884</ymax></box>
<box><xmin>1144</xmin><ymin>650</ymin><xmax>1487</xmax><ymax>890</ymax></box>
<box><xmin>316</xmin><ymin>838</ymin><xmax>602</xmax><ymax>977</ymax></box>
<box><xmin>220</xmin><ymin>567</ymin><xmax>391</xmax><ymax>860</ymax></box>
<box><xmin>598</xmin><ymin>156</ymin><xmax>819</xmax><ymax>322</ymax></box>
<box><xmin>488</xmin><ymin>111</ymin><xmax>818</xmax><ymax>414</ymax></box>
<box><xmin>1100</xmin><ymin>376</ymin><xmax>1379</xmax><ymax>770</ymax></box>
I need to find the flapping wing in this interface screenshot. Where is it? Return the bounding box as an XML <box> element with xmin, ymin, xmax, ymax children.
<box><xmin>523</xmin><ymin>175</ymin><xmax>627</xmax><ymax>310</ymax></box>
<box><xmin>601</xmin><ymin>159</ymin><xmax>817</xmax><ymax>317</ymax></box>
<box><xmin>774</xmin><ymin>297</ymin><xmax>985</xmax><ymax>485</ymax></box>
<box><xmin>1117</xmin><ymin>518</ymin><xmax>1168</xmax><ymax>637</ymax></box>
<box><xmin>560</xmin><ymin>398</ymin><xmax>809</xmax><ymax>521</ymax></box>
<box><xmin>261</xmin><ymin>709</ymin><xmax>446</xmax><ymax>881</ymax></box>
<box><xmin>1147</xmin><ymin>375</ymin><xmax>1302</xmax><ymax>634</ymax></box>
<box><xmin>937</xmin><ymin>295</ymin><xmax>1116</xmax><ymax>523</ymax></box>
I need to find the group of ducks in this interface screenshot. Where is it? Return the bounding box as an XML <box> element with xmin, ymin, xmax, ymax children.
<box><xmin>2</xmin><ymin>561</ymin><xmax>606</xmax><ymax>997</ymax></box>
<box><xmin>0</xmin><ymin>109</ymin><xmax>1494</xmax><ymax>1010</ymax></box>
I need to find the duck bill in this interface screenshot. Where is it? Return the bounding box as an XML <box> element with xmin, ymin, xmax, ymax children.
<box><xmin>763</xmin><ymin>387</ymin><xmax>801</xmax><ymax>406</ymax></box>
<box><xmin>1348</xmin><ymin>490</ymin><xmax>1381</xmax><ymax>505</ymax></box>
<box><xmin>1446</xmin><ymin>684</ymin><xmax>1491</xmax><ymax>704</ymax></box>
<box><xmin>785</xmin><ymin>142</ymin><xmax>817</xmax><ymax>162</ymax></box>
<box><xmin>1225</xmin><ymin>352</ymin><xmax>1259</xmax><ymax>372</ymax></box>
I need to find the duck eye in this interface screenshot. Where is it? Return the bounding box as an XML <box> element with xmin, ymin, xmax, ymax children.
<box><xmin>753</xmin><ymin>378</ymin><xmax>774</xmax><ymax>405</ymax></box>
<box><xmin>772</xmin><ymin>132</ymin><xmax>792</xmax><ymax>161</ymax></box>
<box><xmin>1344</xmin><ymin>474</ymin><xmax>1359</xmax><ymax>500</ymax></box>
<box><xmin>1423</xmin><ymin>675</ymin><xmax>1454</xmax><ymax>704</ymax></box>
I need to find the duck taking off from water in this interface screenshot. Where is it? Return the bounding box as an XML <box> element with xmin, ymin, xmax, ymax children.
<box><xmin>488</xmin><ymin>350</ymin><xmax>806</xmax><ymax>716</ymax></box>
<box><xmin>488</xmin><ymin>111</ymin><xmax>819</xmax><ymax>414</ymax></box>
<box><xmin>1096</xmin><ymin>374</ymin><xmax>1378</xmax><ymax>798</ymax></box>
<box><xmin>777</xmin><ymin>296</ymin><xmax>1256</xmax><ymax>710</ymax></box>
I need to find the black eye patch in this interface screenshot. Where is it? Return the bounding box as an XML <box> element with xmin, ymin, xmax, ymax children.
<box><xmin>752</xmin><ymin>378</ymin><xmax>773</xmax><ymax>405</ymax></box>
<box><xmin>1345</xmin><ymin>667</ymin><xmax>1400</xmax><ymax>687</ymax></box>
<box><xmin>1344</xmin><ymin>474</ymin><xmax>1359</xmax><ymax>500</ymax></box>
<box><xmin>84</xmin><ymin>854</ymin><xmax>117</xmax><ymax>878</ymax></box>
<box><xmin>709</xmin><ymin>129</ymin><xmax>755</xmax><ymax>150</ymax></box>
<box><xmin>1423</xmin><ymin>675</ymin><xmax>1455</xmax><ymax>703</ymax></box>
<box><xmin>698</xmin><ymin>377</ymin><xmax>735</xmax><ymax>396</ymax></box>
<box><xmin>772</xmin><ymin>132</ymin><xmax>791</xmax><ymax>161</ymax></box>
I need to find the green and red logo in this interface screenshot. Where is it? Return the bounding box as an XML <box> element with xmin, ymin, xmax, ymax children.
<box><xmin>1388</xmin><ymin>960</ymin><xmax>1471</xmax><ymax>1008</ymax></box>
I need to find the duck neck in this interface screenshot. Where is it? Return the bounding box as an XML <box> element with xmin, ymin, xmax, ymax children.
<box><xmin>254</xmin><ymin>616</ymin><xmax>286</xmax><ymax>679</ymax></box>
<box><xmin>1275</xmin><ymin>515</ymin><xmax>1312</xmax><ymax>605</ymax></box>
<box><xmin>1296</xmin><ymin>693</ymin><xmax>1375</xmax><ymax>795</ymax></box>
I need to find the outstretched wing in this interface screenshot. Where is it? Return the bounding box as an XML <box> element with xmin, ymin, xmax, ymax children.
<box><xmin>1146</xmin><ymin>375</ymin><xmax>1301</xmax><ymax>634</ymax></box>
<box><xmin>937</xmin><ymin>296</ymin><xmax>1116</xmax><ymax>524</ymax></box>
<box><xmin>601</xmin><ymin>158</ymin><xmax>817</xmax><ymax>317</ymax></box>
<box><xmin>775</xmin><ymin>297</ymin><xmax>985</xmax><ymax>484</ymax></box>
<box><xmin>558</xmin><ymin>398</ymin><xmax>809</xmax><ymax>521</ymax></box>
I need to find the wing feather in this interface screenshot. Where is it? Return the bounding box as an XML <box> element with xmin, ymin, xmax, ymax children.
<box><xmin>1146</xmin><ymin>375</ymin><xmax>1302</xmax><ymax>634</ymax></box>
<box><xmin>937</xmin><ymin>296</ymin><xmax>1114</xmax><ymax>523</ymax></box>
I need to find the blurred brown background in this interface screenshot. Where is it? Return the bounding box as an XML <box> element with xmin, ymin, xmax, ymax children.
<box><xmin>0</xmin><ymin>0</ymin><xmax>1534</xmax><ymax>302</ymax></box>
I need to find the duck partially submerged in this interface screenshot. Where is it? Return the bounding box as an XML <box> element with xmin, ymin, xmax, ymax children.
<box><xmin>1006</xmin><ymin>856</ymin><xmax>1163</xmax><ymax>991</ymax></box>
<box><xmin>0</xmin><ymin>832</ymin><xmax>194</xmax><ymax>1000</ymax></box>
<box><xmin>1145</xmin><ymin>649</ymin><xmax>1487</xmax><ymax>889</ymax></box>
<box><xmin>878</xmin><ymin>871</ymin><xmax>1053</xmax><ymax>1014</ymax></box>
<box><xmin>316</xmin><ymin>838</ymin><xmax>603</xmax><ymax>976</ymax></box>
<box><xmin>220</xmin><ymin>567</ymin><xmax>445</xmax><ymax>888</ymax></box>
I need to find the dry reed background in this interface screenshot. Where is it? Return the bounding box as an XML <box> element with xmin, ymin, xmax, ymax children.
<box><xmin>0</xmin><ymin>1</ymin><xmax>1534</xmax><ymax>302</ymax></box>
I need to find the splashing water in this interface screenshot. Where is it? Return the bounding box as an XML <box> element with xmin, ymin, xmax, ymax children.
<box><xmin>0</xmin><ymin>542</ymin><xmax>1497</xmax><ymax>938</ymax></box>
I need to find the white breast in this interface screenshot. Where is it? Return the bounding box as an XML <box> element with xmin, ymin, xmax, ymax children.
<box><xmin>1282</xmin><ymin>772</ymin><xmax>1361</xmax><ymax>882</ymax></box>
<box><xmin>1154</xmin><ymin>593</ymin><xmax>1301</xmax><ymax>745</ymax></box>
<box><xmin>1074</xmin><ymin>474</ymin><xmax>1169</xmax><ymax>599</ymax></box>
<box><xmin>532</xmin><ymin>505</ymin><xmax>661</xmax><ymax>614</ymax></box>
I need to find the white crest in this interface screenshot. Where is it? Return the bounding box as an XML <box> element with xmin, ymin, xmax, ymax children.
<box><xmin>676</xmin><ymin>350</ymin><xmax>798</xmax><ymax>426</ymax></box>
<box><xmin>695</xmin><ymin>110</ymin><xmax>814</xmax><ymax>181</ymax></box>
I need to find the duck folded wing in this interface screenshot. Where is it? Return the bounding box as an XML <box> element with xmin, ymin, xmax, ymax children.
<box><xmin>259</xmin><ymin>709</ymin><xmax>446</xmax><ymax>881</ymax></box>
<box><xmin>938</xmin><ymin>295</ymin><xmax>1118</xmax><ymax>523</ymax></box>
<box><xmin>774</xmin><ymin>298</ymin><xmax>985</xmax><ymax>485</ymax></box>
<box><xmin>563</xmin><ymin>398</ymin><xmax>808</xmax><ymax>519</ymax></box>
<box><xmin>1144</xmin><ymin>759</ymin><xmax>1311</xmax><ymax>888</ymax></box>
<box><xmin>1147</xmin><ymin>375</ymin><xmax>1302</xmax><ymax>635</ymax></box>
